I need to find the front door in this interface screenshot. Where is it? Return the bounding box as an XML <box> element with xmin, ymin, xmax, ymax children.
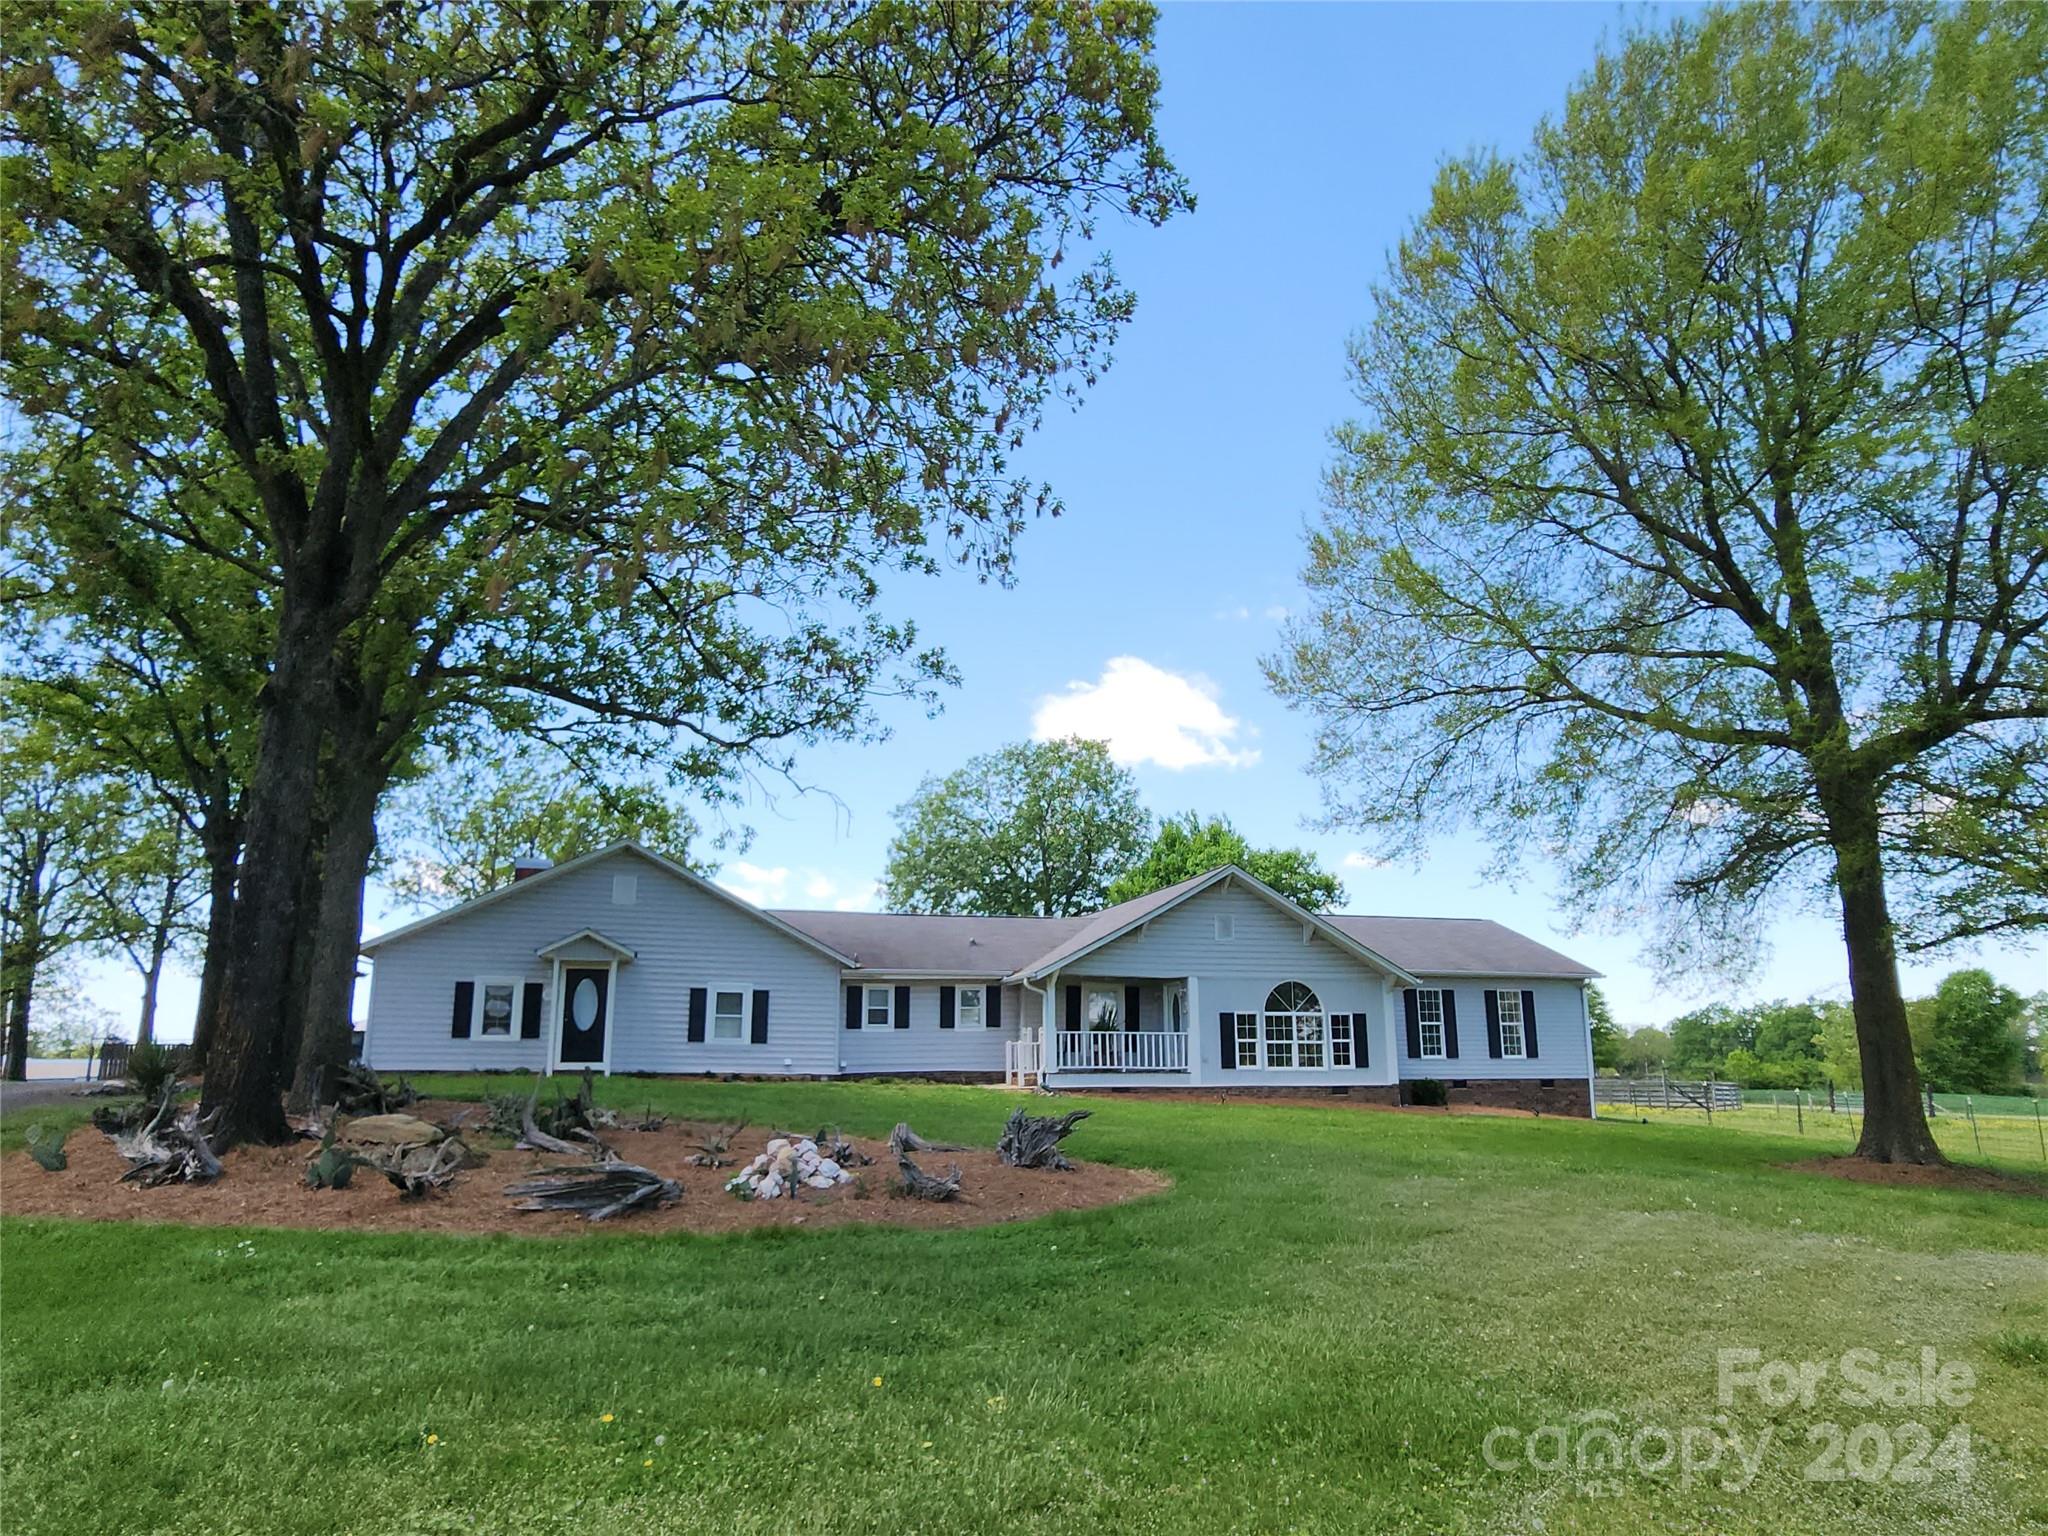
<box><xmin>559</xmin><ymin>967</ymin><xmax>609</xmax><ymax>1066</ymax></box>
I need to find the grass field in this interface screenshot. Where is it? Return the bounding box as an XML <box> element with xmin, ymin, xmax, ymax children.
<box><xmin>3</xmin><ymin>1078</ymin><xmax>2045</xmax><ymax>1535</ymax></box>
<box><xmin>1597</xmin><ymin>1101</ymin><xmax>2048</xmax><ymax>1173</ymax></box>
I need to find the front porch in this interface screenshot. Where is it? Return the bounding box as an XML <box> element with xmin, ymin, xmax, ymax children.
<box><xmin>1006</xmin><ymin>974</ymin><xmax>1196</xmax><ymax>1087</ymax></box>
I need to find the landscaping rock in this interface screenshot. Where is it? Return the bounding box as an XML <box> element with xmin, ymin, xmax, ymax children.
<box><xmin>338</xmin><ymin>1113</ymin><xmax>443</xmax><ymax>1148</ymax></box>
<box><xmin>725</xmin><ymin>1136</ymin><xmax>855</xmax><ymax>1200</ymax></box>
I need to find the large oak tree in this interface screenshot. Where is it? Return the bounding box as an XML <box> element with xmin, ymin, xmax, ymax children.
<box><xmin>4</xmin><ymin>1</ymin><xmax>1187</xmax><ymax>1140</ymax></box>
<box><xmin>1268</xmin><ymin>3</ymin><xmax>2047</xmax><ymax>1162</ymax></box>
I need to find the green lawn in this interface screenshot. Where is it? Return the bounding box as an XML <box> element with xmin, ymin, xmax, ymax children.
<box><xmin>4</xmin><ymin>1078</ymin><xmax>2045</xmax><ymax>1535</ymax></box>
<box><xmin>1599</xmin><ymin>1101</ymin><xmax>2048</xmax><ymax>1173</ymax></box>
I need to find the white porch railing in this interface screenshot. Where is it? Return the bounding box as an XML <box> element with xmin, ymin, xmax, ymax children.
<box><xmin>1049</xmin><ymin>1029</ymin><xmax>1190</xmax><ymax>1074</ymax></box>
<box><xmin>1005</xmin><ymin>1033</ymin><xmax>1043</xmax><ymax>1088</ymax></box>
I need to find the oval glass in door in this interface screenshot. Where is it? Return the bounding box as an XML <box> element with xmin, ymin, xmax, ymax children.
<box><xmin>571</xmin><ymin>977</ymin><xmax>600</xmax><ymax>1031</ymax></box>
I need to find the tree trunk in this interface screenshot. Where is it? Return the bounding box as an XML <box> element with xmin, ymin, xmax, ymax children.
<box><xmin>288</xmin><ymin>769</ymin><xmax>379</xmax><ymax>1113</ymax></box>
<box><xmin>1823</xmin><ymin>782</ymin><xmax>1944</xmax><ymax>1165</ymax></box>
<box><xmin>189</xmin><ymin>815</ymin><xmax>240</xmax><ymax>1070</ymax></box>
<box><xmin>201</xmin><ymin>616</ymin><xmax>339</xmax><ymax>1145</ymax></box>
<box><xmin>4</xmin><ymin>965</ymin><xmax>32</xmax><ymax>1081</ymax></box>
<box><xmin>271</xmin><ymin>809</ymin><xmax>330</xmax><ymax>1097</ymax></box>
<box><xmin>136</xmin><ymin>919</ymin><xmax>170</xmax><ymax>1047</ymax></box>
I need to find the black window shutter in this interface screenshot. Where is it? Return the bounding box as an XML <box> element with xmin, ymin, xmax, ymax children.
<box><xmin>1218</xmin><ymin>1011</ymin><xmax>1236</xmax><ymax>1070</ymax></box>
<box><xmin>751</xmin><ymin>989</ymin><xmax>769</xmax><ymax>1045</ymax></box>
<box><xmin>894</xmin><ymin>984</ymin><xmax>911</xmax><ymax>1029</ymax></box>
<box><xmin>1522</xmin><ymin>989</ymin><xmax>1539</xmax><ymax>1057</ymax></box>
<box><xmin>1484</xmin><ymin>989</ymin><xmax>1502</xmax><ymax>1059</ymax></box>
<box><xmin>939</xmin><ymin>985</ymin><xmax>956</xmax><ymax>1029</ymax></box>
<box><xmin>1358</xmin><ymin>1010</ymin><xmax>1369</xmax><ymax>1067</ymax></box>
<box><xmin>845</xmin><ymin>984</ymin><xmax>862</xmax><ymax>1030</ymax></box>
<box><xmin>687</xmin><ymin>986</ymin><xmax>707</xmax><ymax>1043</ymax></box>
<box><xmin>986</xmin><ymin>987</ymin><xmax>1002</xmax><ymax>1029</ymax></box>
<box><xmin>1442</xmin><ymin>989</ymin><xmax>1461</xmax><ymax>1059</ymax></box>
<box><xmin>520</xmin><ymin>982</ymin><xmax>544</xmax><ymax>1040</ymax></box>
<box><xmin>451</xmin><ymin>980</ymin><xmax>474</xmax><ymax>1039</ymax></box>
<box><xmin>1124</xmin><ymin>984</ymin><xmax>1142</xmax><ymax>1033</ymax></box>
<box><xmin>1065</xmin><ymin>984</ymin><xmax>1081</xmax><ymax>1030</ymax></box>
<box><xmin>1403</xmin><ymin>989</ymin><xmax>1420</xmax><ymax>1058</ymax></box>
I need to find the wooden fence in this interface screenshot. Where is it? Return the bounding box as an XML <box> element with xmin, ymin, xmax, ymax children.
<box><xmin>1594</xmin><ymin>1077</ymin><xmax>1744</xmax><ymax>1112</ymax></box>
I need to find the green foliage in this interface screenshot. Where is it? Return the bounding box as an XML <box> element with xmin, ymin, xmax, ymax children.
<box><xmin>1406</xmin><ymin>1078</ymin><xmax>1449</xmax><ymax>1107</ymax></box>
<box><xmin>3</xmin><ymin>0</ymin><xmax>1193</xmax><ymax>795</ymax></box>
<box><xmin>1665</xmin><ymin>1000</ymin><xmax>1828</xmax><ymax>1087</ymax></box>
<box><xmin>1104</xmin><ymin>812</ymin><xmax>1345</xmax><ymax>911</ymax></box>
<box><xmin>384</xmin><ymin>750</ymin><xmax>710</xmax><ymax>907</ymax></box>
<box><xmin>1266</xmin><ymin>4</ymin><xmax>2048</xmax><ymax>1140</ymax></box>
<box><xmin>1616</xmin><ymin>1026</ymin><xmax>1672</xmax><ymax>1075</ymax></box>
<box><xmin>1585</xmin><ymin>983</ymin><xmax>1620</xmax><ymax>1070</ymax></box>
<box><xmin>883</xmin><ymin>739</ymin><xmax>1150</xmax><ymax>915</ymax></box>
<box><xmin>23</xmin><ymin>1123</ymin><xmax>66</xmax><ymax>1172</ymax></box>
<box><xmin>303</xmin><ymin>1130</ymin><xmax>358</xmax><ymax>1191</ymax></box>
<box><xmin>1920</xmin><ymin>969</ymin><xmax>2028</xmax><ymax>1095</ymax></box>
<box><xmin>122</xmin><ymin>1042</ymin><xmax>179</xmax><ymax>1104</ymax></box>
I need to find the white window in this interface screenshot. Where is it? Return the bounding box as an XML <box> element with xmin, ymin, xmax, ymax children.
<box><xmin>612</xmin><ymin>874</ymin><xmax>638</xmax><ymax>906</ymax></box>
<box><xmin>1168</xmin><ymin>986</ymin><xmax>1188</xmax><ymax>1033</ymax></box>
<box><xmin>865</xmin><ymin>986</ymin><xmax>892</xmax><ymax>1029</ymax></box>
<box><xmin>478</xmin><ymin>981</ymin><xmax>516</xmax><ymax>1037</ymax></box>
<box><xmin>1496</xmin><ymin>989</ymin><xmax>1525</xmax><ymax>1058</ymax></box>
<box><xmin>1417</xmin><ymin>989</ymin><xmax>1445</xmax><ymax>1058</ymax></box>
<box><xmin>713</xmin><ymin>990</ymin><xmax>745</xmax><ymax>1040</ymax></box>
<box><xmin>1262</xmin><ymin>982</ymin><xmax>1324</xmax><ymax>1071</ymax></box>
<box><xmin>1331</xmin><ymin>1014</ymin><xmax>1353</xmax><ymax>1068</ymax></box>
<box><xmin>1085</xmin><ymin>988</ymin><xmax>1120</xmax><ymax>1029</ymax></box>
<box><xmin>959</xmin><ymin>986</ymin><xmax>984</xmax><ymax>1028</ymax></box>
<box><xmin>1234</xmin><ymin>1012</ymin><xmax>1259</xmax><ymax>1067</ymax></box>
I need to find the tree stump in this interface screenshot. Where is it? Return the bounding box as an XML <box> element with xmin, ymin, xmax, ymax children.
<box><xmin>505</xmin><ymin>1162</ymin><xmax>681</xmax><ymax>1221</ymax></box>
<box><xmin>997</xmin><ymin>1107</ymin><xmax>1091</xmax><ymax>1170</ymax></box>
<box><xmin>896</xmin><ymin>1152</ymin><xmax>962</xmax><ymax>1201</ymax></box>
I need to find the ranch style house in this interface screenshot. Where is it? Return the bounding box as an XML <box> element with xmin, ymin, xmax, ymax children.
<box><xmin>359</xmin><ymin>843</ymin><xmax>1602</xmax><ymax>1114</ymax></box>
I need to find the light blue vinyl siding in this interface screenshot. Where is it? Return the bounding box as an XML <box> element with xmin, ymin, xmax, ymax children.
<box><xmin>836</xmin><ymin>982</ymin><xmax>1024</xmax><ymax>1074</ymax></box>
<box><xmin>1059</xmin><ymin>881</ymin><xmax>1397</xmax><ymax>1084</ymax></box>
<box><xmin>1395</xmin><ymin>978</ymin><xmax>1592</xmax><ymax>1082</ymax></box>
<box><xmin>362</xmin><ymin>849</ymin><xmax>843</xmax><ymax>1076</ymax></box>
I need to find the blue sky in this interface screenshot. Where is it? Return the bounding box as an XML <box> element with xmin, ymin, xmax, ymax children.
<box><xmin>81</xmin><ymin>3</ymin><xmax>2043</xmax><ymax>1044</ymax></box>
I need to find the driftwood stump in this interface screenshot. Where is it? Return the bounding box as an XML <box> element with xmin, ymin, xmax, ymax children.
<box><xmin>505</xmin><ymin>1163</ymin><xmax>681</xmax><ymax>1221</ymax></box>
<box><xmin>110</xmin><ymin>1089</ymin><xmax>225</xmax><ymax>1186</ymax></box>
<box><xmin>895</xmin><ymin>1153</ymin><xmax>963</xmax><ymax>1202</ymax></box>
<box><xmin>515</xmin><ymin>1092</ymin><xmax>612</xmax><ymax>1160</ymax></box>
<box><xmin>359</xmin><ymin>1136</ymin><xmax>468</xmax><ymax>1198</ymax></box>
<box><xmin>997</xmin><ymin>1107</ymin><xmax>1092</xmax><ymax>1170</ymax></box>
<box><xmin>887</xmin><ymin>1122</ymin><xmax>966</xmax><ymax>1157</ymax></box>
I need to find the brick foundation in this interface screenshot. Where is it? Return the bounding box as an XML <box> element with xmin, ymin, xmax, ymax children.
<box><xmin>1411</xmin><ymin>1077</ymin><xmax>1592</xmax><ymax>1117</ymax></box>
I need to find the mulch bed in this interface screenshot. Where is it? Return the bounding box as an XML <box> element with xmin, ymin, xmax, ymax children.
<box><xmin>0</xmin><ymin>1100</ymin><xmax>1168</xmax><ymax>1237</ymax></box>
<box><xmin>1782</xmin><ymin>1155</ymin><xmax>2048</xmax><ymax>1199</ymax></box>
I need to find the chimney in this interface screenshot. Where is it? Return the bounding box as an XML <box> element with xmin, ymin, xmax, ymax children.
<box><xmin>512</xmin><ymin>853</ymin><xmax>553</xmax><ymax>882</ymax></box>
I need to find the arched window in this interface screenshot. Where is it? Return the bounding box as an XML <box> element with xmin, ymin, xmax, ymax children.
<box><xmin>1262</xmin><ymin>982</ymin><xmax>1325</xmax><ymax>1069</ymax></box>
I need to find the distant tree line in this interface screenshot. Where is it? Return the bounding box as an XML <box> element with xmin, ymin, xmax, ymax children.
<box><xmin>1606</xmin><ymin>971</ymin><xmax>2043</xmax><ymax>1097</ymax></box>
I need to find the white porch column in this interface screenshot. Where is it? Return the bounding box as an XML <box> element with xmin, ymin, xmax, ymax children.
<box><xmin>1186</xmin><ymin>973</ymin><xmax>1201</xmax><ymax>1085</ymax></box>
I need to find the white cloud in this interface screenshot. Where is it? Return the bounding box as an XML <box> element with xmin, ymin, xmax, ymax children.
<box><xmin>1031</xmin><ymin>656</ymin><xmax>1261</xmax><ymax>771</ymax></box>
<box><xmin>719</xmin><ymin>860</ymin><xmax>790</xmax><ymax>906</ymax></box>
<box><xmin>721</xmin><ymin>863</ymin><xmax>881</xmax><ymax>912</ymax></box>
<box><xmin>1262</xmin><ymin>605</ymin><xmax>1292</xmax><ymax>622</ymax></box>
<box><xmin>1213</xmin><ymin>604</ymin><xmax>1252</xmax><ymax>622</ymax></box>
<box><xmin>1340</xmin><ymin>850</ymin><xmax>1391</xmax><ymax>871</ymax></box>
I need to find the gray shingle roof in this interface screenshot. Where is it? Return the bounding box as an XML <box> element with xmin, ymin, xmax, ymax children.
<box><xmin>763</xmin><ymin>909</ymin><xmax>1090</xmax><ymax>976</ymax></box>
<box><xmin>772</xmin><ymin>874</ymin><xmax>1597</xmax><ymax>980</ymax></box>
<box><xmin>1322</xmin><ymin>916</ymin><xmax>1598</xmax><ymax>979</ymax></box>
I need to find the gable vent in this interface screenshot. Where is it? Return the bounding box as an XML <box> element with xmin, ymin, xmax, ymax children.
<box><xmin>612</xmin><ymin>874</ymin><xmax>638</xmax><ymax>906</ymax></box>
<box><xmin>1214</xmin><ymin>914</ymin><xmax>1234</xmax><ymax>941</ymax></box>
